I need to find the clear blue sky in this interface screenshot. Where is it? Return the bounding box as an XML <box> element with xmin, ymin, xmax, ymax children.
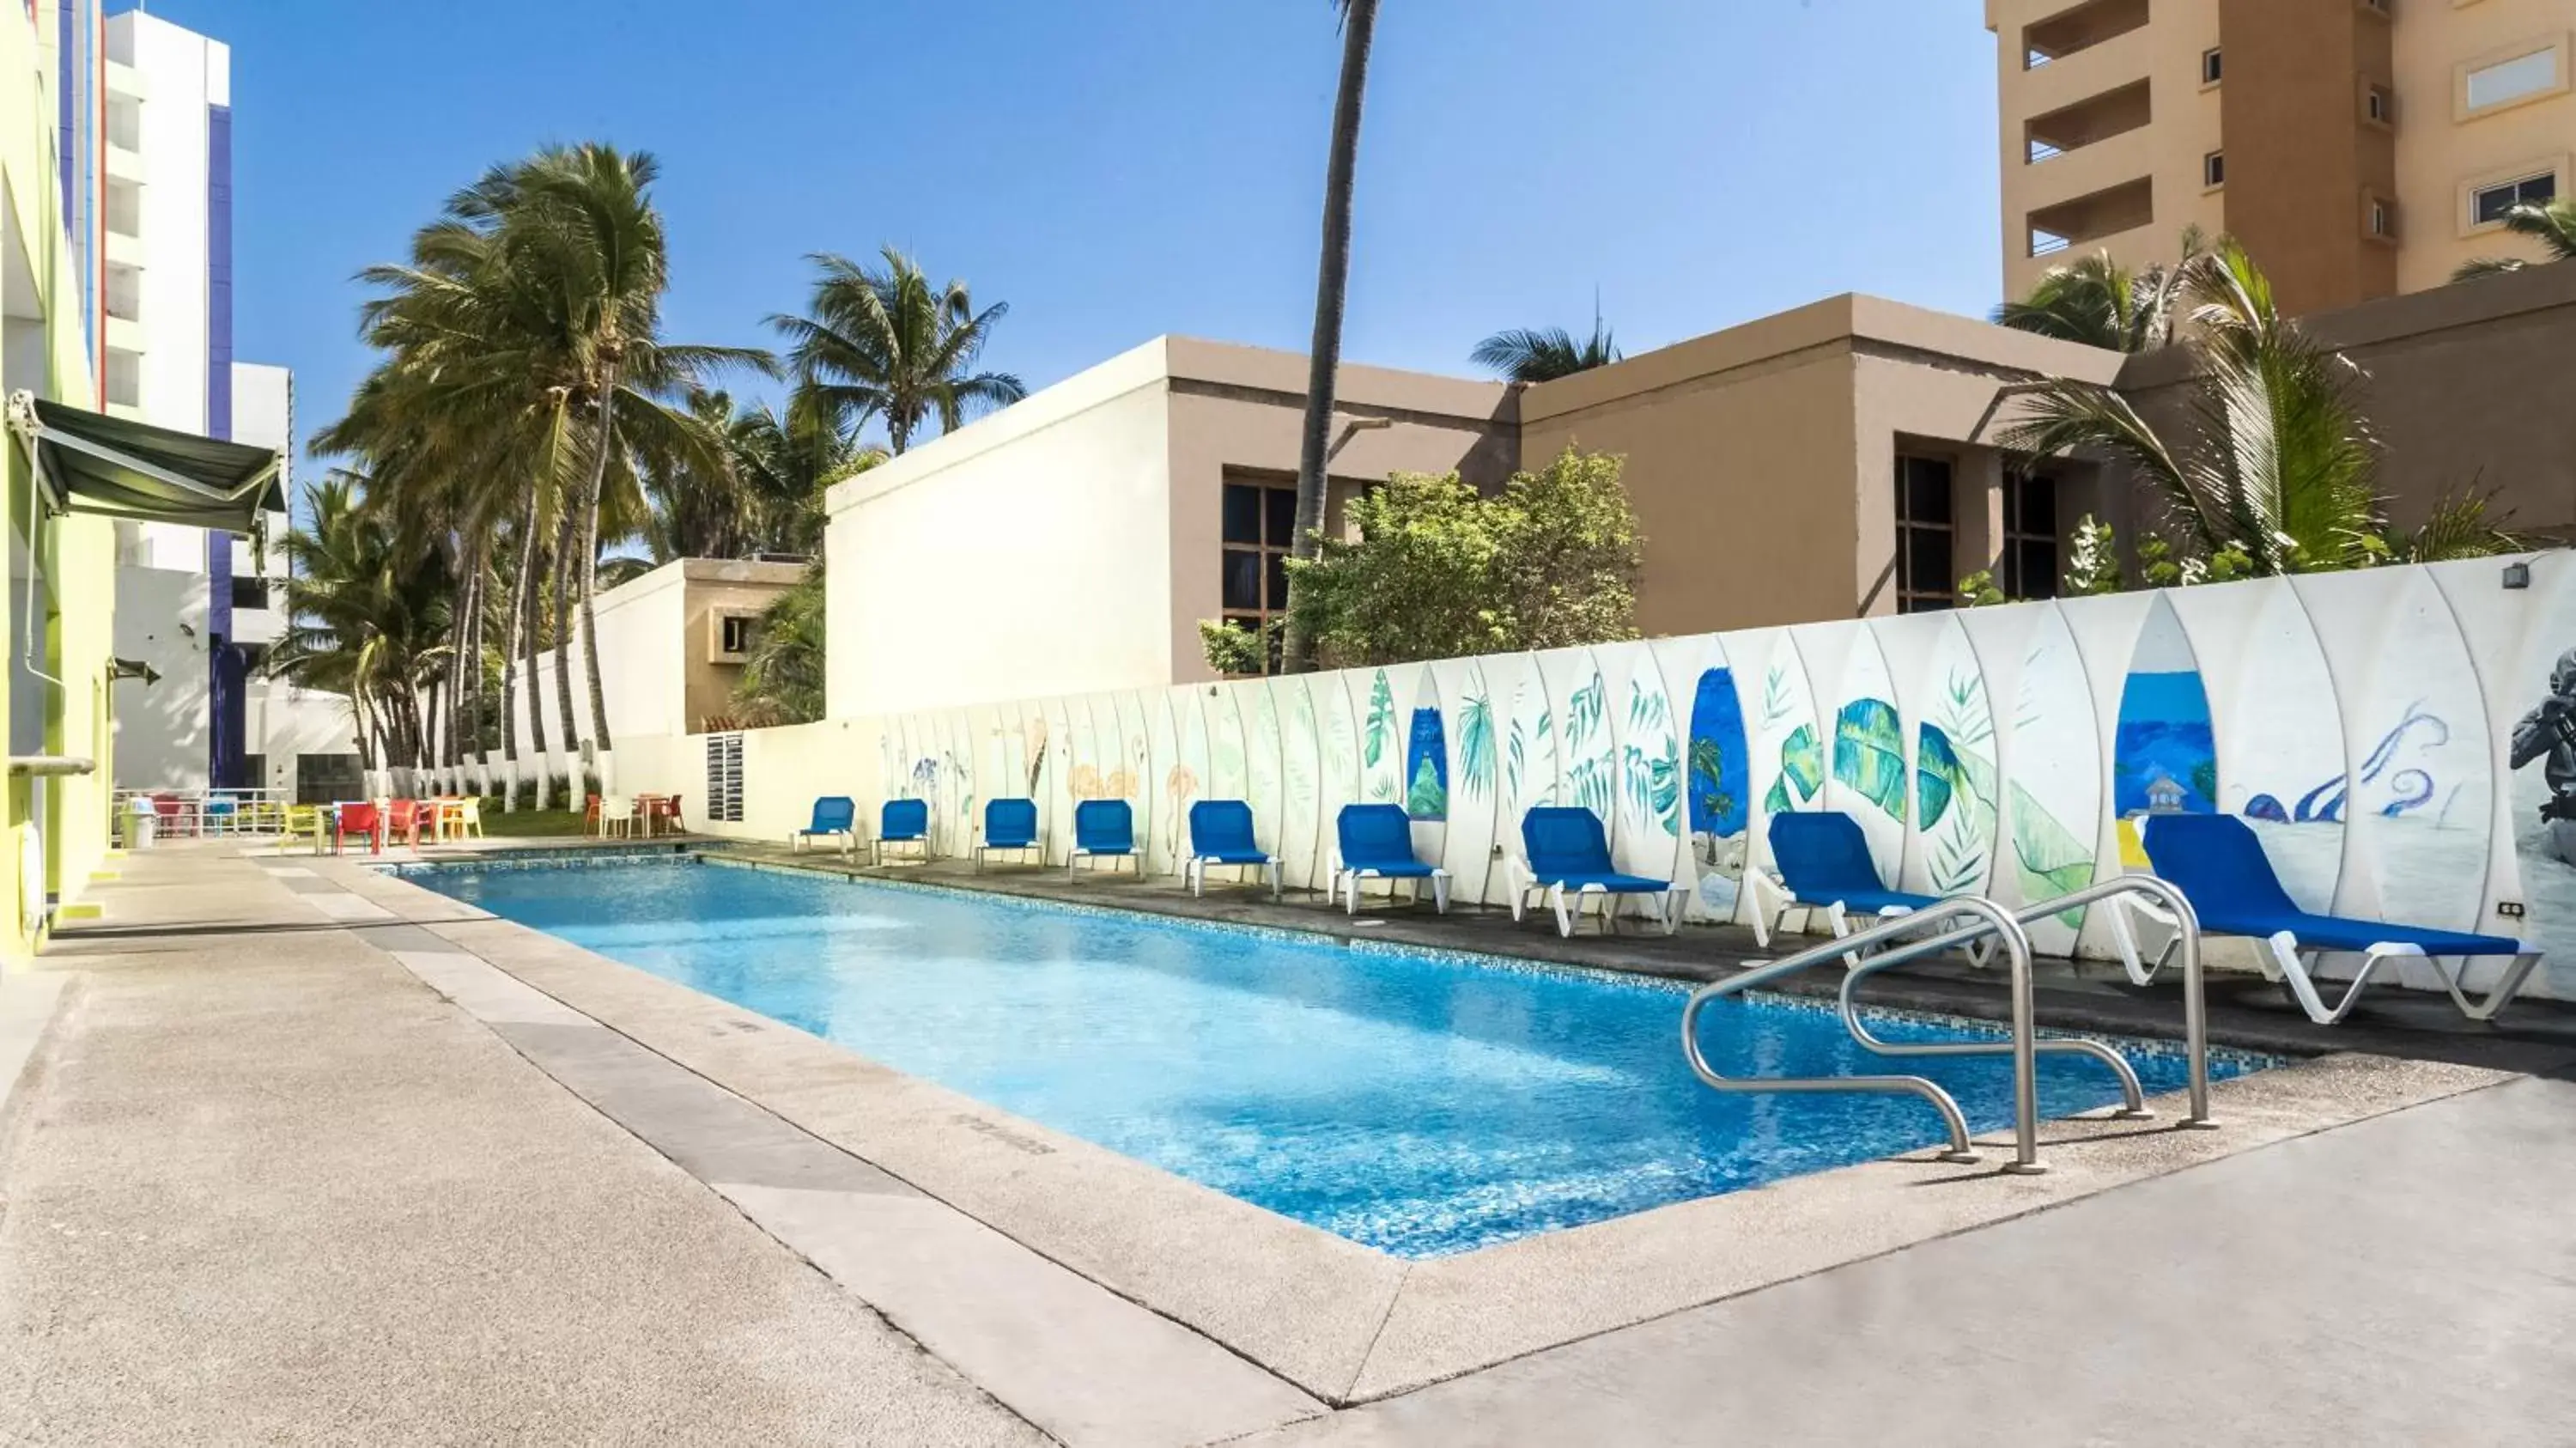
<box><xmin>143</xmin><ymin>0</ymin><xmax>2004</xmax><ymax>460</ymax></box>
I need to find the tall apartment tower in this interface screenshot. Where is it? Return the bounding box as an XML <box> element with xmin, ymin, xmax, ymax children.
<box><xmin>99</xmin><ymin>8</ymin><xmax>354</xmax><ymax>798</ymax></box>
<box><xmin>1990</xmin><ymin>0</ymin><xmax>2576</xmax><ymax>315</ymax></box>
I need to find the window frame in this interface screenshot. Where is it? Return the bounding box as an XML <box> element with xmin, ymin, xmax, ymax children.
<box><xmin>2463</xmin><ymin>161</ymin><xmax>2565</xmax><ymax>234</ymax></box>
<box><xmin>1893</xmin><ymin>454</ymin><xmax>1958</xmax><ymax>615</ymax></box>
<box><xmin>1217</xmin><ymin>474</ymin><xmax>1303</xmax><ymax>675</ymax></box>
<box><xmin>2456</xmin><ymin>36</ymin><xmax>2571</xmax><ymax>120</ymax></box>
<box><xmin>2200</xmin><ymin>47</ymin><xmax>2223</xmax><ymax>88</ymax></box>
<box><xmin>1999</xmin><ymin>474</ymin><xmax>2062</xmax><ymax>602</ymax></box>
<box><xmin>2203</xmin><ymin>150</ymin><xmax>2227</xmax><ymax>191</ymax></box>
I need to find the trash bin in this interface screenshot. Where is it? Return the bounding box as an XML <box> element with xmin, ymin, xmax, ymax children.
<box><xmin>125</xmin><ymin>796</ymin><xmax>157</xmax><ymax>850</ymax></box>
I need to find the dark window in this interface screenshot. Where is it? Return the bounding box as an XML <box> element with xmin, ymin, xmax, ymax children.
<box><xmin>2002</xmin><ymin>475</ymin><xmax>2061</xmax><ymax>599</ymax></box>
<box><xmin>2202</xmin><ymin>48</ymin><xmax>2222</xmax><ymax>85</ymax></box>
<box><xmin>1218</xmin><ymin>475</ymin><xmax>1302</xmax><ymax>674</ymax></box>
<box><xmin>2204</xmin><ymin>151</ymin><xmax>2226</xmax><ymax>188</ymax></box>
<box><xmin>2474</xmin><ymin>172</ymin><xmax>2557</xmax><ymax>226</ymax></box>
<box><xmin>2365</xmin><ymin>83</ymin><xmax>2394</xmax><ymax>126</ymax></box>
<box><xmin>236</xmin><ymin>642</ymin><xmax>269</xmax><ymax>671</ymax></box>
<box><xmin>295</xmin><ymin>752</ymin><xmax>363</xmax><ymax>805</ymax></box>
<box><xmin>1221</xmin><ymin>483</ymin><xmax>1264</xmax><ymax>545</ymax></box>
<box><xmin>241</xmin><ymin>752</ymin><xmax>265</xmax><ymax>788</ymax></box>
<box><xmin>229</xmin><ymin>575</ymin><xmax>270</xmax><ymax>611</ymax></box>
<box><xmin>720</xmin><ymin>615</ymin><xmax>756</xmax><ymax>654</ymax></box>
<box><xmin>1894</xmin><ymin>455</ymin><xmax>1956</xmax><ymax>613</ymax></box>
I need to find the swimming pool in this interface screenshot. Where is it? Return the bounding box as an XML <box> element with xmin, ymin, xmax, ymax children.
<box><xmin>409</xmin><ymin>857</ymin><xmax>2265</xmax><ymax>1258</ymax></box>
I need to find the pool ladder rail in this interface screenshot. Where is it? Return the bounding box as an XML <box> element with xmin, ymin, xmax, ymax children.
<box><xmin>1680</xmin><ymin>877</ymin><xmax>2214</xmax><ymax>1176</ymax></box>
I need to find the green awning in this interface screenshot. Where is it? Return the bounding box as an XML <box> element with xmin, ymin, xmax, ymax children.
<box><xmin>6</xmin><ymin>391</ymin><xmax>285</xmax><ymax>535</ymax></box>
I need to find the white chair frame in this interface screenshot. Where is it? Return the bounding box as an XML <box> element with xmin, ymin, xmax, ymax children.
<box><xmin>1502</xmin><ymin>855</ymin><xmax>1686</xmax><ymax>938</ymax></box>
<box><xmin>1327</xmin><ymin>851</ymin><xmax>1451</xmax><ymax>916</ymax></box>
<box><xmin>2105</xmin><ymin>893</ymin><xmax>2543</xmax><ymax>1025</ymax></box>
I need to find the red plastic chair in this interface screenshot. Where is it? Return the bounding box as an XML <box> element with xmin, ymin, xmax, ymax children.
<box><xmin>646</xmin><ymin>794</ymin><xmax>683</xmax><ymax>837</ymax></box>
<box><xmin>584</xmin><ymin>794</ymin><xmax>604</xmax><ymax>836</ymax></box>
<box><xmin>387</xmin><ymin>800</ymin><xmax>421</xmax><ymax>848</ymax></box>
<box><xmin>151</xmin><ymin>794</ymin><xmax>194</xmax><ymax>838</ymax></box>
<box><xmin>334</xmin><ymin>802</ymin><xmax>383</xmax><ymax>855</ymax></box>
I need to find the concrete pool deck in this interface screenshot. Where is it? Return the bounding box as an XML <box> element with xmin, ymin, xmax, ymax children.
<box><xmin>7</xmin><ymin>840</ymin><xmax>2575</xmax><ymax>1444</ymax></box>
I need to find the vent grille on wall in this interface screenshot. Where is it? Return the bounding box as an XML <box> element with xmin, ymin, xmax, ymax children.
<box><xmin>706</xmin><ymin>733</ymin><xmax>744</xmax><ymax>823</ymax></box>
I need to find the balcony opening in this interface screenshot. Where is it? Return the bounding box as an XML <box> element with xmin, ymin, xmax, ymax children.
<box><xmin>2023</xmin><ymin>0</ymin><xmax>2150</xmax><ymax>70</ymax></box>
<box><xmin>2026</xmin><ymin>176</ymin><xmax>2154</xmax><ymax>258</ymax></box>
<box><xmin>106</xmin><ymin>96</ymin><xmax>141</xmax><ymax>152</ymax></box>
<box><xmin>106</xmin><ymin>179</ymin><xmax>142</xmax><ymax>240</ymax></box>
<box><xmin>2025</xmin><ymin>78</ymin><xmax>2153</xmax><ymax>165</ymax></box>
<box><xmin>105</xmin><ymin>263</ymin><xmax>142</xmax><ymax>322</ymax></box>
<box><xmin>104</xmin><ymin>348</ymin><xmax>142</xmax><ymax>408</ymax></box>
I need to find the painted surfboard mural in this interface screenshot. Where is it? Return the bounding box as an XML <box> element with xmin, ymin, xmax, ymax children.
<box><xmin>1205</xmin><ymin>684</ymin><xmax>1249</xmax><ymax>806</ymax></box>
<box><xmin>1502</xmin><ymin>655</ymin><xmax>1560</xmax><ymax>876</ymax></box>
<box><xmin>1315</xmin><ymin>672</ymin><xmax>1365</xmax><ymax>871</ymax></box>
<box><xmin>1828</xmin><ymin>628</ymin><xmax>1907</xmax><ymax>883</ymax></box>
<box><xmin>1431</xmin><ymin>657</ymin><xmax>1498</xmax><ymax>902</ymax></box>
<box><xmin>1247</xmin><ymin>682</ymin><xmax>1286</xmax><ymax>856</ymax></box>
<box><xmin>1358</xmin><ymin>668</ymin><xmax>1405</xmax><ymax>807</ymax></box>
<box><xmin>2112</xmin><ymin>594</ymin><xmax>2218</xmax><ymax>824</ymax></box>
<box><xmin>2302</xmin><ymin>569</ymin><xmax>2492</xmax><ymax>936</ymax></box>
<box><xmin>1068</xmin><ymin>699</ymin><xmax>1103</xmax><ymax>801</ymax></box>
<box><xmin>2008</xmin><ymin>604</ymin><xmax>2102</xmax><ymax>955</ymax></box>
<box><xmin>1607</xmin><ymin>643</ymin><xmax>1684</xmax><ymax>884</ymax></box>
<box><xmin>1274</xmin><ymin>678</ymin><xmax>1322</xmax><ymax>888</ymax></box>
<box><xmin>1406</xmin><ymin>704</ymin><xmax>1449</xmax><ymax>820</ymax></box>
<box><xmin>1113</xmin><ymin>693</ymin><xmax>1153</xmax><ymax>865</ymax></box>
<box><xmin>1752</xmin><ymin>631</ymin><xmax>1825</xmax><ymax>857</ymax></box>
<box><xmin>1911</xmin><ymin>616</ymin><xmax>2001</xmax><ymax>898</ymax></box>
<box><xmin>1140</xmin><ymin>691</ymin><xmax>1181</xmax><ymax>876</ymax></box>
<box><xmin>1041</xmin><ymin>701</ymin><xmax>1075</xmax><ymax>861</ymax></box>
<box><xmin>1541</xmin><ymin>648</ymin><xmax>1616</xmax><ymax>831</ymax></box>
<box><xmin>1681</xmin><ymin>642</ymin><xmax>1753</xmax><ymax>920</ymax></box>
<box><xmin>2500</xmin><ymin>551</ymin><xmax>2576</xmax><ymax>999</ymax></box>
<box><xmin>1170</xmin><ymin>687</ymin><xmax>1212</xmax><ymax>867</ymax></box>
<box><xmin>978</xmin><ymin>707</ymin><xmax>1012</xmax><ymax>843</ymax></box>
<box><xmin>2205</xmin><ymin>581</ymin><xmax>2346</xmax><ymax>911</ymax></box>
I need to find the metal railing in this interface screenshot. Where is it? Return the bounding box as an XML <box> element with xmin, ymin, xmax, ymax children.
<box><xmin>1684</xmin><ymin>897</ymin><xmax>2052</xmax><ymax>1174</ymax></box>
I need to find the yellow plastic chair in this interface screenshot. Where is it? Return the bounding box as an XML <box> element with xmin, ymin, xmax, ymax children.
<box><xmin>284</xmin><ymin>804</ymin><xmax>326</xmax><ymax>855</ymax></box>
<box><xmin>454</xmin><ymin>797</ymin><xmax>484</xmax><ymax>840</ymax></box>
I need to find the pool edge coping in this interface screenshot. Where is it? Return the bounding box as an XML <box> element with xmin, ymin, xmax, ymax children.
<box><xmin>329</xmin><ymin>855</ymin><xmax>2523</xmax><ymax>1406</ymax></box>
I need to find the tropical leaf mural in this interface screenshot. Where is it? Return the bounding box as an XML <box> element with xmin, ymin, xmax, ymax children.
<box><xmin>1364</xmin><ymin>672</ymin><xmax>1397</xmax><ymax>770</ymax></box>
<box><xmin>1620</xmin><ymin>677</ymin><xmax>1683</xmax><ymax>838</ymax></box>
<box><xmin>2009</xmin><ymin>781</ymin><xmax>2096</xmax><ymax>922</ymax></box>
<box><xmin>1405</xmin><ymin>708</ymin><xmax>1449</xmax><ymax>819</ymax></box>
<box><xmin>1459</xmin><ymin>690</ymin><xmax>1496</xmax><ymax>799</ymax></box>
<box><xmin>1832</xmin><ymin>698</ymin><xmax>1908</xmax><ymax>824</ymax></box>
<box><xmin>1762</xmin><ymin>723</ymin><xmax>1824</xmax><ymax>815</ymax></box>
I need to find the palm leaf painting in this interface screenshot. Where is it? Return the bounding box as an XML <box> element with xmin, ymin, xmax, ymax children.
<box><xmin>1407</xmin><ymin>756</ymin><xmax>1447</xmax><ymax>818</ymax></box>
<box><xmin>1689</xmin><ymin>738</ymin><xmax>1735</xmax><ymax>831</ymax></box>
<box><xmin>1459</xmin><ymin>690</ymin><xmax>1496</xmax><ymax>799</ymax></box>
<box><xmin>1363</xmin><ymin>671</ymin><xmax>1397</xmax><ymax>770</ymax></box>
<box><xmin>1832</xmin><ymin>698</ymin><xmax>1908</xmax><ymax>824</ymax></box>
<box><xmin>1918</xmin><ymin>722</ymin><xmax>1998</xmax><ymax>895</ymax></box>
<box><xmin>1567</xmin><ymin>756</ymin><xmax>1614</xmax><ymax>818</ymax></box>
<box><xmin>1620</xmin><ymin>742</ymin><xmax>1683</xmax><ymax>837</ymax></box>
<box><xmin>1566</xmin><ymin>677</ymin><xmax>1607</xmax><ymax>748</ymax></box>
<box><xmin>1762</xmin><ymin>724</ymin><xmax>1824</xmax><ymax>815</ymax></box>
<box><xmin>2008</xmin><ymin>780</ymin><xmax>2095</xmax><ymax>923</ymax></box>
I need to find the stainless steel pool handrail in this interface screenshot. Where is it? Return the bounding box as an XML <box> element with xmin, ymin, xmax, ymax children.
<box><xmin>2007</xmin><ymin>873</ymin><xmax>2214</xmax><ymax>1128</ymax></box>
<box><xmin>1834</xmin><ymin>959</ymin><xmax>2149</xmax><ymax>1120</ymax></box>
<box><xmin>1682</xmin><ymin>896</ymin><xmax>2049</xmax><ymax>1174</ymax></box>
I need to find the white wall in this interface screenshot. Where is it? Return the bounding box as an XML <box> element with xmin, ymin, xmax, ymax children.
<box><xmin>507</xmin><ymin>559</ymin><xmax>692</xmax><ymax>764</ymax></box>
<box><xmin>827</xmin><ymin>340</ymin><xmax>1176</xmax><ymax>720</ymax></box>
<box><xmin>107</xmin><ymin>564</ymin><xmax>210</xmax><ymax>789</ymax></box>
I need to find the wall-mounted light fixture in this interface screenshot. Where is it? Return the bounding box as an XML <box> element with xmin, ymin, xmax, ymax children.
<box><xmin>2503</xmin><ymin>561</ymin><xmax>2531</xmax><ymax>590</ymax></box>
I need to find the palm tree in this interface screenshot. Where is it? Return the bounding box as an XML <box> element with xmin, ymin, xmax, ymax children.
<box><xmin>1993</xmin><ymin>231</ymin><xmax>2202</xmax><ymax>352</ymax></box>
<box><xmin>2453</xmin><ymin>198</ymin><xmax>2576</xmax><ymax>281</ymax></box>
<box><xmin>767</xmin><ymin>247</ymin><xmax>1024</xmax><ymax>455</ymax></box>
<box><xmin>270</xmin><ymin>472</ymin><xmax>453</xmax><ymax>776</ymax></box>
<box><xmin>629</xmin><ymin>388</ymin><xmax>885</xmax><ymax>563</ymax></box>
<box><xmin>2002</xmin><ymin>238</ymin><xmax>2525</xmax><ymax>574</ymax></box>
<box><xmin>1283</xmin><ymin>0</ymin><xmax>1382</xmax><ymax>675</ymax></box>
<box><xmin>1471</xmin><ymin>321</ymin><xmax>1620</xmax><ymax>382</ymax></box>
<box><xmin>732</xmin><ymin>563</ymin><xmax>828</xmax><ymax>727</ymax></box>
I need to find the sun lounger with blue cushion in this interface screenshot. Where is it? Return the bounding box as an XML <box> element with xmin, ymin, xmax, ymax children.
<box><xmin>1329</xmin><ymin>804</ymin><xmax>1449</xmax><ymax>914</ymax></box>
<box><xmin>1747</xmin><ymin>811</ymin><xmax>1973</xmax><ymax>963</ymax></box>
<box><xmin>1186</xmin><ymin>800</ymin><xmax>1281</xmax><ymax>899</ymax></box>
<box><xmin>1068</xmin><ymin>799</ymin><xmax>1139</xmax><ymax>879</ymax></box>
<box><xmin>1509</xmin><ymin>806</ymin><xmax>1686</xmax><ymax>937</ymax></box>
<box><xmin>791</xmin><ymin>795</ymin><xmax>858</xmax><ymax>856</ymax></box>
<box><xmin>2128</xmin><ymin>812</ymin><xmax>2542</xmax><ymax>1024</ymax></box>
<box><xmin>873</xmin><ymin>798</ymin><xmax>931</xmax><ymax>866</ymax></box>
<box><xmin>975</xmin><ymin>797</ymin><xmax>1043</xmax><ymax>872</ymax></box>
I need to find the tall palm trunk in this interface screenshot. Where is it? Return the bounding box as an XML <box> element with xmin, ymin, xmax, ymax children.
<box><xmin>501</xmin><ymin>488</ymin><xmax>545</xmax><ymax>809</ymax></box>
<box><xmin>577</xmin><ymin>381</ymin><xmax>618</xmax><ymax>759</ymax></box>
<box><xmin>1281</xmin><ymin>0</ymin><xmax>1380</xmax><ymax>676</ymax></box>
<box><xmin>550</xmin><ymin>490</ymin><xmax>583</xmax><ymax>795</ymax></box>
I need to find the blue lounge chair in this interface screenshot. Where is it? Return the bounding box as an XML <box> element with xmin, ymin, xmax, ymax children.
<box><xmin>1186</xmin><ymin>800</ymin><xmax>1281</xmax><ymax>899</ymax></box>
<box><xmin>873</xmin><ymin>798</ymin><xmax>931</xmax><ymax>866</ymax></box>
<box><xmin>791</xmin><ymin>795</ymin><xmax>858</xmax><ymax>856</ymax></box>
<box><xmin>1510</xmin><ymin>806</ymin><xmax>1686</xmax><ymax>937</ymax></box>
<box><xmin>1749</xmin><ymin>812</ymin><xmax>1965</xmax><ymax>961</ymax></box>
<box><xmin>2129</xmin><ymin>812</ymin><xmax>2542</xmax><ymax>1024</ymax></box>
<box><xmin>1329</xmin><ymin>804</ymin><xmax>1449</xmax><ymax>915</ymax></box>
<box><xmin>975</xmin><ymin>798</ymin><xmax>1042</xmax><ymax>872</ymax></box>
<box><xmin>1069</xmin><ymin>799</ymin><xmax>1139</xmax><ymax>879</ymax></box>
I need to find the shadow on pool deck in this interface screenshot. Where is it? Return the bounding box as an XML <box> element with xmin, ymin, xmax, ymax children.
<box><xmin>657</xmin><ymin>842</ymin><xmax>2576</xmax><ymax>1078</ymax></box>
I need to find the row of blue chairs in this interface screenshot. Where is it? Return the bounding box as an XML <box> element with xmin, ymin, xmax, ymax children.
<box><xmin>792</xmin><ymin>794</ymin><xmax>2542</xmax><ymax>1025</ymax></box>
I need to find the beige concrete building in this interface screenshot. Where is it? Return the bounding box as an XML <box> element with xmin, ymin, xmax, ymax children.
<box><xmin>1990</xmin><ymin>0</ymin><xmax>2576</xmax><ymax>315</ymax></box>
<box><xmin>516</xmin><ymin>557</ymin><xmax>807</xmax><ymax>748</ymax></box>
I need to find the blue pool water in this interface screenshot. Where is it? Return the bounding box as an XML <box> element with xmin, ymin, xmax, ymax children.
<box><xmin>411</xmin><ymin>858</ymin><xmax>2263</xmax><ymax>1258</ymax></box>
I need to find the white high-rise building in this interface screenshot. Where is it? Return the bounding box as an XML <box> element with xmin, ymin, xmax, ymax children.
<box><xmin>100</xmin><ymin>8</ymin><xmax>355</xmax><ymax>800</ymax></box>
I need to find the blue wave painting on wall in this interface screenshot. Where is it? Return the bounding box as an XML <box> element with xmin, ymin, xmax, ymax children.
<box><xmin>1687</xmin><ymin>668</ymin><xmax>1750</xmax><ymax>838</ymax></box>
<box><xmin>1406</xmin><ymin>707</ymin><xmax>1449</xmax><ymax>820</ymax></box>
<box><xmin>2113</xmin><ymin>672</ymin><xmax>2218</xmax><ymax>816</ymax></box>
<box><xmin>2245</xmin><ymin>705</ymin><xmax>2447</xmax><ymax>823</ymax></box>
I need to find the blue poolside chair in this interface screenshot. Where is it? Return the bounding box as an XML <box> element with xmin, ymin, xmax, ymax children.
<box><xmin>2130</xmin><ymin>812</ymin><xmax>2543</xmax><ymax>1025</ymax></box>
<box><xmin>1750</xmin><ymin>812</ymin><xmax>1962</xmax><ymax>960</ymax></box>
<box><xmin>1186</xmin><ymin>800</ymin><xmax>1281</xmax><ymax>899</ymax></box>
<box><xmin>1509</xmin><ymin>806</ymin><xmax>1686</xmax><ymax>937</ymax></box>
<box><xmin>791</xmin><ymin>795</ymin><xmax>858</xmax><ymax>856</ymax></box>
<box><xmin>873</xmin><ymin>798</ymin><xmax>932</xmax><ymax>866</ymax></box>
<box><xmin>1329</xmin><ymin>804</ymin><xmax>1449</xmax><ymax>915</ymax></box>
<box><xmin>1068</xmin><ymin>799</ymin><xmax>1139</xmax><ymax>879</ymax></box>
<box><xmin>975</xmin><ymin>798</ymin><xmax>1043</xmax><ymax>872</ymax></box>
